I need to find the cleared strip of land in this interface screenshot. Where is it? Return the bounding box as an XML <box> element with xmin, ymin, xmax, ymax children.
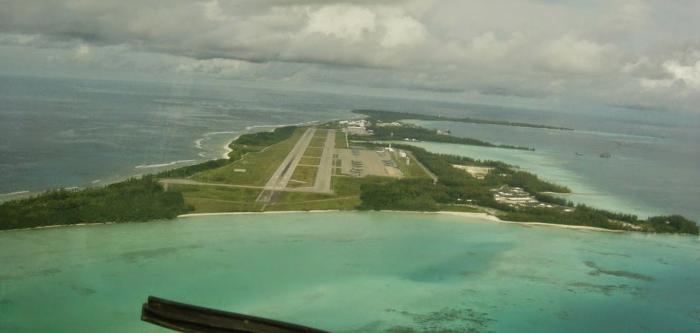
<box><xmin>312</xmin><ymin>129</ymin><xmax>335</xmax><ymax>193</ymax></box>
<box><xmin>190</xmin><ymin>128</ymin><xmax>304</xmax><ymax>186</ymax></box>
<box><xmin>257</xmin><ymin>128</ymin><xmax>315</xmax><ymax>202</ymax></box>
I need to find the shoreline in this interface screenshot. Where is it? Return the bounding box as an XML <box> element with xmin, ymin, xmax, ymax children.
<box><xmin>221</xmin><ymin>134</ymin><xmax>239</xmax><ymax>159</ymax></box>
<box><xmin>3</xmin><ymin>210</ymin><xmax>624</xmax><ymax>233</ymax></box>
<box><xmin>178</xmin><ymin>210</ymin><xmax>624</xmax><ymax>233</ymax></box>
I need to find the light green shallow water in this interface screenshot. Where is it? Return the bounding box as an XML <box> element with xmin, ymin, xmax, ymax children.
<box><xmin>1</xmin><ymin>212</ymin><xmax>699</xmax><ymax>332</ymax></box>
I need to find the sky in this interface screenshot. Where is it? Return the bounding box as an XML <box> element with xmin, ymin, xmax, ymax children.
<box><xmin>1</xmin><ymin>0</ymin><xmax>699</xmax><ymax>112</ymax></box>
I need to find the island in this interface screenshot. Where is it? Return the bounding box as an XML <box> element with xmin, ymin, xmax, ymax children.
<box><xmin>0</xmin><ymin>116</ymin><xmax>697</xmax><ymax>235</ymax></box>
<box><xmin>353</xmin><ymin>109</ymin><xmax>574</xmax><ymax>131</ymax></box>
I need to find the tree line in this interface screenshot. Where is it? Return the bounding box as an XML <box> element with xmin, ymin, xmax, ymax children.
<box><xmin>357</xmin><ymin>145</ymin><xmax>698</xmax><ymax>235</ymax></box>
<box><xmin>0</xmin><ymin>126</ymin><xmax>298</xmax><ymax>230</ymax></box>
<box><xmin>0</xmin><ymin>176</ymin><xmax>190</xmax><ymax>230</ymax></box>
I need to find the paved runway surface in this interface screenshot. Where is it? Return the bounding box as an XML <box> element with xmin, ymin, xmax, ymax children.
<box><xmin>311</xmin><ymin>129</ymin><xmax>335</xmax><ymax>194</ymax></box>
<box><xmin>256</xmin><ymin>128</ymin><xmax>315</xmax><ymax>203</ymax></box>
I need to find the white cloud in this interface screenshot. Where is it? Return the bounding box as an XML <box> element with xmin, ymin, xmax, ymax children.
<box><xmin>73</xmin><ymin>45</ymin><xmax>91</xmax><ymax>61</ymax></box>
<box><xmin>663</xmin><ymin>60</ymin><xmax>700</xmax><ymax>89</ymax></box>
<box><xmin>540</xmin><ymin>35</ymin><xmax>616</xmax><ymax>74</ymax></box>
<box><xmin>202</xmin><ymin>1</ymin><xmax>227</xmax><ymax>22</ymax></box>
<box><xmin>615</xmin><ymin>0</ymin><xmax>650</xmax><ymax>30</ymax></box>
<box><xmin>304</xmin><ymin>5</ymin><xmax>377</xmax><ymax>43</ymax></box>
<box><xmin>470</xmin><ymin>32</ymin><xmax>523</xmax><ymax>59</ymax></box>
<box><xmin>380</xmin><ymin>14</ymin><xmax>426</xmax><ymax>47</ymax></box>
<box><xmin>640</xmin><ymin>78</ymin><xmax>674</xmax><ymax>90</ymax></box>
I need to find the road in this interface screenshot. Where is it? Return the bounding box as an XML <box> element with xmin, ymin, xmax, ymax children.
<box><xmin>407</xmin><ymin>151</ymin><xmax>438</xmax><ymax>184</ymax></box>
<box><xmin>256</xmin><ymin>128</ymin><xmax>315</xmax><ymax>203</ymax></box>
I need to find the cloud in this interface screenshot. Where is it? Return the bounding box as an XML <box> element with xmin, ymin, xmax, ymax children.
<box><xmin>539</xmin><ymin>35</ymin><xmax>617</xmax><ymax>74</ymax></box>
<box><xmin>663</xmin><ymin>60</ymin><xmax>700</xmax><ymax>89</ymax></box>
<box><xmin>201</xmin><ymin>1</ymin><xmax>228</xmax><ymax>22</ymax></box>
<box><xmin>73</xmin><ymin>45</ymin><xmax>91</xmax><ymax>60</ymax></box>
<box><xmin>380</xmin><ymin>13</ymin><xmax>427</xmax><ymax>47</ymax></box>
<box><xmin>0</xmin><ymin>0</ymin><xmax>700</xmax><ymax>111</ymax></box>
<box><xmin>304</xmin><ymin>5</ymin><xmax>377</xmax><ymax>43</ymax></box>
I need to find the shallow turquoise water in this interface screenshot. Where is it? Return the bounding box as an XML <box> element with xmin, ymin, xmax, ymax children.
<box><xmin>402</xmin><ymin>140</ymin><xmax>660</xmax><ymax>218</ymax></box>
<box><xmin>1</xmin><ymin>212</ymin><xmax>698</xmax><ymax>332</ymax></box>
<box><xmin>405</xmin><ymin>118</ymin><xmax>700</xmax><ymax>221</ymax></box>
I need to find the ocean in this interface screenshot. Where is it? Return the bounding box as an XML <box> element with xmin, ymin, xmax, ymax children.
<box><xmin>1</xmin><ymin>212</ymin><xmax>698</xmax><ymax>332</ymax></box>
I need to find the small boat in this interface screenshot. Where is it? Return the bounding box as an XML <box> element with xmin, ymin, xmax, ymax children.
<box><xmin>575</xmin><ymin>152</ymin><xmax>584</xmax><ymax>157</ymax></box>
<box><xmin>599</xmin><ymin>152</ymin><xmax>612</xmax><ymax>158</ymax></box>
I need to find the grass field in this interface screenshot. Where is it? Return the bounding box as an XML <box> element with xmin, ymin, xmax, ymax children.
<box><xmin>303</xmin><ymin>147</ymin><xmax>324</xmax><ymax>158</ymax></box>
<box><xmin>288</xmin><ymin>166</ymin><xmax>317</xmax><ymax>187</ymax></box>
<box><xmin>335</xmin><ymin>131</ymin><xmax>348</xmax><ymax>149</ymax></box>
<box><xmin>190</xmin><ymin>128</ymin><xmax>304</xmax><ymax>186</ymax></box>
<box><xmin>309</xmin><ymin>137</ymin><xmax>327</xmax><ymax>147</ymax></box>
<box><xmin>266</xmin><ymin>196</ymin><xmax>359</xmax><ymax>211</ymax></box>
<box><xmin>265</xmin><ymin>179</ymin><xmax>362</xmax><ymax>211</ymax></box>
<box><xmin>391</xmin><ymin>152</ymin><xmax>430</xmax><ymax>178</ymax></box>
<box><xmin>266</xmin><ymin>176</ymin><xmax>390</xmax><ymax>210</ymax></box>
<box><xmin>170</xmin><ymin>174</ymin><xmax>397</xmax><ymax>213</ymax></box>
<box><xmin>171</xmin><ymin>184</ymin><xmax>263</xmax><ymax>213</ymax></box>
<box><xmin>299</xmin><ymin>156</ymin><xmax>321</xmax><ymax>166</ymax></box>
<box><xmin>436</xmin><ymin>204</ymin><xmax>481</xmax><ymax>213</ymax></box>
<box><xmin>162</xmin><ymin>126</ymin><xmax>409</xmax><ymax>214</ymax></box>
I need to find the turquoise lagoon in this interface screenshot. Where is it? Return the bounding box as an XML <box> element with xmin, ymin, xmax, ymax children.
<box><xmin>1</xmin><ymin>212</ymin><xmax>699</xmax><ymax>332</ymax></box>
<box><xmin>404</xmin><ymin>118</ymin><xmax>700</xmax><ymax>222</ymax></box>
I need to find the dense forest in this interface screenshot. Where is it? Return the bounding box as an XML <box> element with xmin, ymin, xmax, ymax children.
<box><xmin>363</xmin><ymin>125</ymin><xmax>534</xmax><ymax>151</ymax></box>
<box><xmin>353</xmin><ymin>109</ymin><xmax>573</xmax><ymax>131</ymax></box>
<box><xmin>0</xmin><ymin>177</ymin><xmax>190</xmax><ymax>230</ymax></box>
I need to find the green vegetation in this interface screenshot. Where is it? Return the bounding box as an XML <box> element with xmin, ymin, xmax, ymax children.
<box><xmin>191</xmin><ymin>128</ymin><xmax>303</xmax><ymax>185</ymax></box>
<box><xmin>391</xmin><ymin>153</ymin><xmax>430</xmax><ymax>178</ymax></box>
<box><xmin>299</xmin><ymin>156</ymin><xmax>321</xmax><ymax>166</ymax></box>
<box><xmin>170</xmin><ymin>184</ymin><xmax>262</xmax><ymax>213</ymax></box>
<box><xmin>361</xmin><ymin>125</ymin><xmax>533</xmax><ymax>151</ymax></box>
<box><xmin>335</xmin><ymin>131</ymin><xmax>348</xmax><ymax>149</ymax></box>
<box><xmin>359</xmin><ymin>178</ymin><xmax>444</xmax><ymax>211</ymax></box>
<box><xmin>354</xmin><ymin>109</ymin><xmax>573</xmax><ymax>131</ymax></box>
<box><xmin>267</xmin><ymin>189</ymin><xmax>358</xmax><ymax>211</ymax></box>
<box><xmin>288</xmin><ymin>166</ymin><xmax>317</xmax><ymax>187</ymax></box>
<box><xmin>501</xmin><ymin>208</ymin><xmax>698</xmax><ymax>235</ymax></box>
<box><xmin>157</xmin><ymin>126</ymin><xmax>297</xmax><ymax>179</ymax></box>
<box><xmin>436</xmin><ymin>204</ymin><xmax>481</xmax><ymax>212</ymax></box>
<box><xmin>647</xmin><ymin>215</ymin><xmax>699</xmax><ymax>235</ymax></box>
<box><xmin>0</xmin><ymin>127</ymin><xmax>297</xmax><ymax>230</ymax></box>
<box><xmin>356</xmin><ymin>145</ymin><xmax>697</xmax><ymax>234</ymax></box>
<box><xmin>309</xmin><ymin>137</ymin><xmax>327</xmax><ymax>147</ymax></box>
<box><xmin>303</xmin><ymin>147</ymin><xmax>324</xmax><ymax>158</ymax></box>
<box><xmin>236</xmin><ymin>126</ymin><xmax>298</xmax><ymax>146</ymax></box>
<box><xmin>0</xmin><ymin>177</ymin><xmax>190</xmax><ymax>230</ymax></box>
<box><xmin>2</xmin><ymin>120</ymin><xmax>697</xmax><ymax>236</ymax></box>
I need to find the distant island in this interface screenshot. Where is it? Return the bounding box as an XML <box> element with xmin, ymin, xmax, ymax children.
<box><xmin>353</xmin><ymin>109</ymin><xmax>574</xmax><ymax>131</ymax></box>
<box><xmin>1</xmin><ymin>117</ymin><xmax>697</xmax><ymax>235</ymax></box>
